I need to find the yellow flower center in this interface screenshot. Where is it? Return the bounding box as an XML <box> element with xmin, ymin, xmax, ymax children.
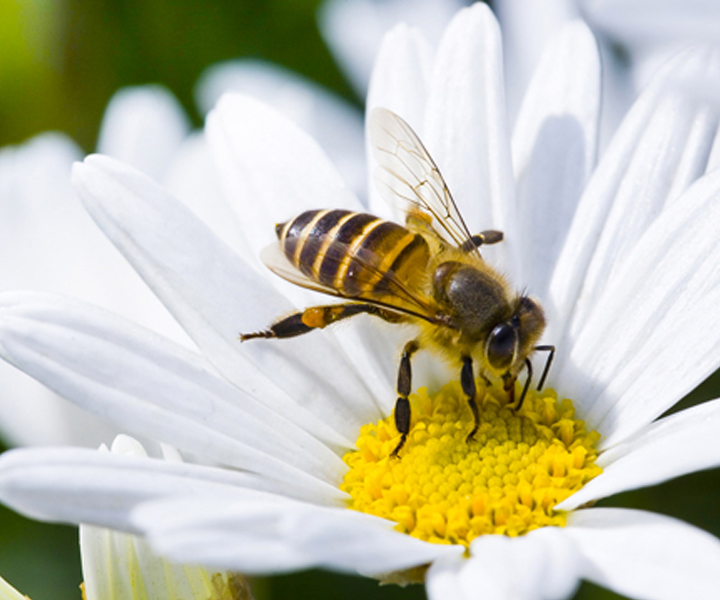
<box><xmin>341</xmin><ymin>380</ymin><xmax>602</xmax><ymax>548</ymax></box>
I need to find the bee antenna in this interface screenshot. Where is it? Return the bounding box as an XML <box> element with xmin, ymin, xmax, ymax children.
<box><xmin>515</xmin><ymin>358</ymin><xmax>533</xmax><ymax>412</ymax></box>
<box><xmin>534</xmin><ymin>345</ymin><xmax>555</xmax><ymax>390</ymax></box>
<box><xmin>517</xmin><ymin>288</ymin><xmax>531</xmax><ymax>305</ymax></box>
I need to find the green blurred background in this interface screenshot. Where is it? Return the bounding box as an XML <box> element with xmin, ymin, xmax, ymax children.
<box><xmin>1</xmin><ymin>1</ymin><xmax>719</xmax><ymax>599</ymax></box>
<box><xmin>0</xmin><ymin>0</ymin><xmax>354</xmax><ymax>149</ymax></box>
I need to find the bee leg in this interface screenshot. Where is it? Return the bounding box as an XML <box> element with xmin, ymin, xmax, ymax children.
<box><xmin>391</xmin><ymin>340</ymin><xmax>420</xmax><ymax>457</ymax></box>
<box><xmin>502</xmin><ymin>360</ymin><xmax>533</xmax><ymax>413</ymax></box>
<box><xmin>460</xmin><ymin>230</ymin><xmax>504</xmax><ymax>252</ymax></box>
<box><xmin>503</xmin><ymin>372</ymin><xmax>516</xmax><ymax>407</ymax></box>
<box><xmin>515</xmin><ymin>359</ymin><xmax>533</xmax><ymax>412</ymax></box>
<box><xmin>462</xmin><ymin>356</ymin><xmax>480</xmax><ymax>443</ymax></box>
<box><xmin>240</xmin><ymin>303</ymin><xmax>405</xmax><ymax>341</ymax></box>
<box><xmin>240</xmin><ymin>312</ymin><xmax>314</xmax><ymax>341</ymax></box>
<box><xmin>534</xmin><ymin>344</ymin><xmax>555</xmax><ymax>390</ymax></box>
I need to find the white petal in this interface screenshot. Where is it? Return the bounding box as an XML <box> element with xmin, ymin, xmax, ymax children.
<box><xmin>0</xmin><ymin>133</ymin><xmax>184</xmax><ymax>446</ymax></box>
<box><xmin>73</xmin><ymin>155</ymin><xmax>381</xmax><ymax>445</ymax></box>
<box><xmin>560</xmin><ymin>398</ymin><xmax>720</xmax><ymax>510</ymax></box>
<box><xmin>132</xmin><ymin>494</ymin><xmax>463</xmax><ymax>576</ymax></box>
<box><xmin>0</xmin><ymin>131</ymin><xmax>188</xmax><ymax>346</ymax></box>
<box><xmin>80</xmin><ymin>524</ymin><xmax>252</xmax><ymax>600</ymax></box>
<box><xmin>0</xmin><ymin>447</ymin><xmax>250</xmax><ymax>531</ymax></box>
<box><xmin>78</xmin><ymin>434</ymin><xmax>247</xmax><ymax>600</ymax></box>
<box><xmin>426</xmin><ymin>527</ymin><xmax>581</xmax><ymax>600</ymax></box>
<box><xmin>495</xmin><ymin>0</ymin><xmax>580</xmax><ymax>121</ymax></box>
<box><xmin>566</xmin><ymin>507</ymin><xmax>720</xmax><ymax>600</ymax></box>
<box><xmin>0</xmin><ymin>292</ymin><xmax>344</xmax><ymax>486</ymax></box>
<box><xmin>559</xmin><ymin>168</ymin><xmax>720</xmax><ymax>443</ymax></box>
<box><xmin>549</xmin><ymin>49</ymin><xmax>720</xmax><ymax>345</ymax></box>
<box><xmin>424</xmin><ymin>4</ymin><xmax>518</xmax><ymax>279</ymax></box>
<box><xmin>512</xmin><ymin>20</ymin><xmax>601</xmax><ymax>299</ymax></box>
<box><xmin>110</xmin><ymin>434</ymin><xmax>149</xmax><ymax>457</ymax></box>
<box><xmin>163</xmin><ymin>132</ymin><xmax>254</xmax><ymax>263</ymax></box>
<box><xmin>366</xmin><ymin>23</ymin><xmax>434</xmax><ymax>220</ymax></box>
<box><xmin>0</xmin><ymin>360</ymin><xmax>119</xmax><ymax>447</ymax></box>
<box><xmin>206</xmin><ymin>93</ymin><xmax>362</xmax><ymax>266</ymax></box>
<box><xmin>96</xmin><ymin>85</ymin><xmax>190</xmax><ymax>182</ymax></box>
<box><xmin>0</xmin><ymin>446</ymin><xmax>343</xmax><ymax>532</ymax></box>
<box><xmin>196</xmin><ymin>59</ymin><xmax>366</xmax><ymax>199</ymax></box>
<box><xmin>707</xmin><ymin>127</ymin><xmax>720</xmax><ymax>174</ymax></box>
<box><xmin>0</xmin><ymin>575</ymin><xmax>25</xmax><ymax>600</ymax></box>
<box><xmin>582</xmin><ymin>0</ymin><xmax>720</xmax><ymax>46</ymax></box>
<box><xmin>365</xmin><ymin>24</ymin><xmax>433</xmax><ymax>124</ymax></box>
<box><xmin>318</xmin><ymin>0</ymin><xmax>461</xmax><ymax>97</ymax></box>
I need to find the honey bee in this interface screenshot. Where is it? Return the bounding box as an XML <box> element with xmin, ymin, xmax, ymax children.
<box><xmin>241</xmin><ymin>108</ymin><xmax>554</xmax><ymax>455</ymax></box>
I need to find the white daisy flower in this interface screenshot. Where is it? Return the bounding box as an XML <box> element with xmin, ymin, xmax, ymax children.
<box><xmin>0</xmin><ymin>435</ymin><xmax>253</xmax><ymax>600</ymax></box>
<box><xmin>1</xmin><ymin>4</ymin><xmax>720</xmax><ymax>599</ymax></box>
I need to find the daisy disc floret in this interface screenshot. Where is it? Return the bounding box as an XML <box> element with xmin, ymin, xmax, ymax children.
<box><xmin>343</xmin><ymin>381</ymin><xmax>601</xmax><ymax>548</ymax></box>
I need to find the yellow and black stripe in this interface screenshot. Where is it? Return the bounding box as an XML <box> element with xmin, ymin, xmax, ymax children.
<box><xmin>276</xmin><ymin>209</ymin><xmax>430</xmax><ymax>298</ymax></box>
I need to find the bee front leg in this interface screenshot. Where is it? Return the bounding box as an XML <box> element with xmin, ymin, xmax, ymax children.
<box><xmin>503</xmin><ymin>372</ymin><xmax>516</xmax><ymax>407</ymax></box>
<box><xmin>502</xmin><ymin>360</ymin><xmax>533</xmax><ymax>413</ymax></box>
<box><xmin>462</xmin><ymin>356</ymin><xmax>480</xmax><ymax>443</ymax></box>
<box><xmin>391</xmin><ymin>340</ymin><xmax>420</xmax><ymax>457</ymax></box>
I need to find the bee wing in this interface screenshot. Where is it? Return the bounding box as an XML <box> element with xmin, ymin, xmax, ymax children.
<box><xmin>261</xmin><ymin>242</ymin><xmax>344</xmax><ymax>297</ymax></box>
<box><xmin>260</xmin><ymin>241</ymin><xmax>438</xmax><ymax>323</ymax></box>
<box><xmin>369</xmin><ymin>107</ymin><xmax>478</xmax><ymax>254</ymax></box>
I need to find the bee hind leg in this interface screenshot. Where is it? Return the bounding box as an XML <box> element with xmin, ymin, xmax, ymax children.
<box><xmin>462</xmin><ymin>356</ymin><xmax>480</xmax><ymax>443</ymax></box>
<box><xmin>240</xmin><ymin>303</ymin><xmax>405</xmax><ymax>341</ymax></box>
<box><xmin>391</xmin><ymin>340</ymin><xmax>420</xmax><ymax>457</ymax></box>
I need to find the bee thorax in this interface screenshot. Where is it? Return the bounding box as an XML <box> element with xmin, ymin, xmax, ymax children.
<box><xmin>432</xmin><ymin>261</ymin><xmax>510</xmax><ymax>341</ymax></box>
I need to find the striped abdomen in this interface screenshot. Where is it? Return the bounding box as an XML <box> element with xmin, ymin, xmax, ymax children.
<box><xmin>276</xmin><ymin>209</ymin><xmax>430</xmax><ymax>298</ymax></box>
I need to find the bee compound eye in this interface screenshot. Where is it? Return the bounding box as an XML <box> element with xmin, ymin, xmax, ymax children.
<box><xmin>486</xmin><ymin>323</ymin><xmax>517</xmax><ymax>370</ymax></box>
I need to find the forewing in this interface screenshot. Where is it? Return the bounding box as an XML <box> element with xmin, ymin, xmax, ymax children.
<box><xmin>261</xmin><ymin>241</ymin><xmax>437</xmax><ymax>323</ymax></box>
<box><xmin>261</xmin><ymin>242</ymin><xmax>344</xmax><ymax>298</ymax></box>
<box><xmin>369</xmin><ymin>108</ymin><xmax>478</xmax><ymax>254</ymax></box>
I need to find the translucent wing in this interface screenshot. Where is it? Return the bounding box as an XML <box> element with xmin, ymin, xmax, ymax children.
<box><xmin>261</xmin><ymin>241</ymin><xmax>438</xmax><ymax>323</ymax></box>
<box><xmin>369</xmin><ymin>107</ymin><xmax>478</xmax><ymax>254</ymax></box>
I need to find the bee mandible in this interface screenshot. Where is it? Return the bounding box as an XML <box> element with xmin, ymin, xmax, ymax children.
<box><xmin>241</xmin><ymin>108</ymin><xmax>554</xmax><ymax>456</ymax></box>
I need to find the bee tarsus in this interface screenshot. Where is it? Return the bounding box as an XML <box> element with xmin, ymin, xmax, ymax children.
<box><xmin>460</xmin><ymin>230</ymin><xmax>504</xmax><ymax>253</ymax></box>
<box><xmin>239</xmin><ymin>329</ymin><xmax>275</xmax><ymax>341</ymax></box>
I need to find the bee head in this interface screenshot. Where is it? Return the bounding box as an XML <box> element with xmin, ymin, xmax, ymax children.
<box><xmin>485</xmin><ymin>295</ymin><xmax>546</xmax><ymax>375</ymax></box>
